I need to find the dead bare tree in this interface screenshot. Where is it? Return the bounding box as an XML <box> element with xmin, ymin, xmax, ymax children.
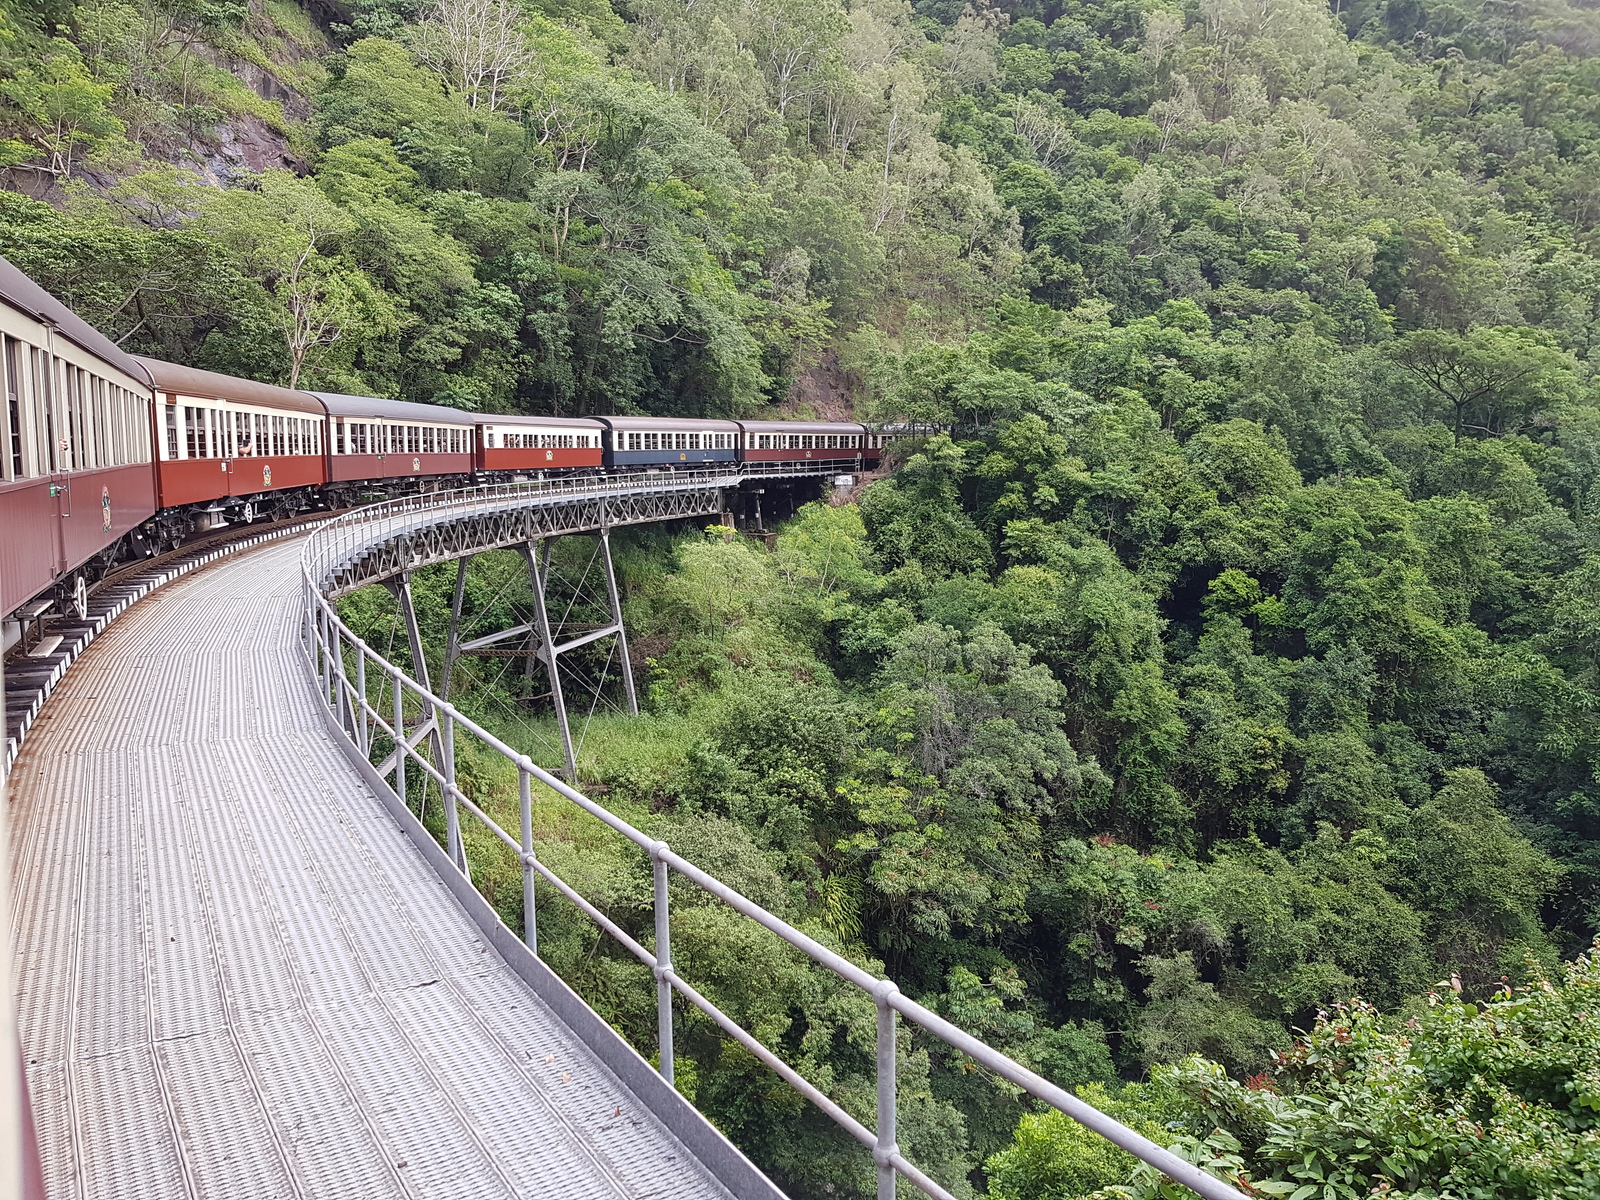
<box><xmin>411</xmin><ymin>0</ymin><xmax>530</xmax><ymax>114</ymax></box>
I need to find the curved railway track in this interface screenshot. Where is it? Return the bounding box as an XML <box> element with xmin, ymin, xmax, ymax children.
<box><xmin>4</xmin><ymin>507</ymin><xmax>350</xmax><ymax>768</ymax></box>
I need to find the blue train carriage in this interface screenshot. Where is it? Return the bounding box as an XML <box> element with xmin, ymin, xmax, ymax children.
<box><xmin>596</xmin><ymin>416</ymin><xmax>742</xmax><ymax>470</ymax></box>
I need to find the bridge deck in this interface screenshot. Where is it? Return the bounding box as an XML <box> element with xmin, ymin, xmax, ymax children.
<box><xmin>7</xmin><ymin>535</ymin><xmax>734</xmax><ymax>1200</ymax></box>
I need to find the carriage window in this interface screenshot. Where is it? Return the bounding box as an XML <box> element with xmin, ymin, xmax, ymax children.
<box><xmin>92</xmin><ymin>377</ymin><xmax>105</xmax><ymax>466</ymax></box>
<box><xmin>185</xmin><ymin>406</ymin><xmax>202</xmax><ymax>458</ymax></box>
<box><xmin>62</xmin><ymin>369</ymin><xmax>79</xmax><ymax>469</ymax></box>
<box><xmin>82</xmin><ymin>373</ymin><xmax>94</xmax><ymax>467</ymax></box>
<box><xmin>3</xmin><ymin>337</ymin><xmax>21</xmax><ymax>479</ymax></box>
<box><xmin>101</xmin><ymin>382</ymin><xmax>114</xmax><ymax>466</ymax></box>
<box><xmin>688</xmin><ymin>432</ymin><xmax>701</xmax><ymax>450</ymax></box>
<box><xmin>627</xmin><ymin>431</ymin><xmax>641</xmax><ymax>450</ymax></box>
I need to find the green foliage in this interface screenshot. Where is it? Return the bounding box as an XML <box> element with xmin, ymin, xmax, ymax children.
<box><xmin>20</xmin><ymin>0</ymin><xmax>1600</xmax><ymax>1195</ymax></box>
<box><xmin>1088</xmin><ymin>947</ymin><xmax>1600</xmax><ymax>1200</ymax></box>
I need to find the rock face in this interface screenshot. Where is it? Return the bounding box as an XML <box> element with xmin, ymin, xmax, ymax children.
<box><xmin>196</xmin><ymin>112</ymin><xmax>309</xmax><ymax>186</ymax></box>
<box><xmin>788</xmin><ymin>349</ymin><xmax>856</xmax><ymax>421</ymax></box>
<box><xmin>188</xmin><ymin>40</ymin><xmax>317</xmax><ymax>184</ymax></box>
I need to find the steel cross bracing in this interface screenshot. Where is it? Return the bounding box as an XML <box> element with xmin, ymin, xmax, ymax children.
<box><xmin>300</xmin><ymin>480</ymin><xmax>1252</xmax><ymax>1200</ymax></box>
<box><xmin>307</xmin><ymin>463</ymin><xmax>835</xmax><ymax>599</ymax></box>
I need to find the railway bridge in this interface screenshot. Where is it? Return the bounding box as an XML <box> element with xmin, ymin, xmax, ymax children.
<box><xmin>7</xmin><ymin>469</ymin><xmax>1243</xmax><ymax>1200</ymax></box>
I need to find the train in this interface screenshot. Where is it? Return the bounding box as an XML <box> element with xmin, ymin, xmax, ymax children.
<box><xmin>0</xmin><ymin>257</ymin><xmax>901</xmax><ymax>649</ymax></box>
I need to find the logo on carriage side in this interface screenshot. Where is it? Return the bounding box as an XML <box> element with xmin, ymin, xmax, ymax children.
<box><xmin>545</xmin><ymin>450</ymin><xmax>553</xmax><ymax>461</ymax></box>
<box><xmin>413</xmin><ymin>457</ymin><xmax>421</xmax><ymax>471</ymax></box>
<box><xmin>101</xmin><ymin>486</ymin><xmax>111</xmax><ymax>531</ymax></box>
<box><xmin>679</xmin><ymin>453</ymin><xmax>687</xmax><ymax>460</ymax></box>
<box><xmin>263</xmin><ymin>464</ymin><xmax>272</xmax><ymax>487</ymax></box>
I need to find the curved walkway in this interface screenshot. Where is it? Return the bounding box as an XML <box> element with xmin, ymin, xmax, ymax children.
<box><xmin>7</xmin><ymin>534</ymin><xmax>736</xmax><ymax>1200</ymax></box>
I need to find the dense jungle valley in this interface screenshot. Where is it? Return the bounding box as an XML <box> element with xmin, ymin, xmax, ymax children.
<box><xmin>3</xmin><ymin>0</ymin><xmax>1600</xmax><ymax>1193</ymax></box>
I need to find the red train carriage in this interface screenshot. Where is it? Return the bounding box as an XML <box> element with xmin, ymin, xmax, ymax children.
<box><xmin>738</xmin><ymin>420</ymin><xmax>867</xmax><ymax>467</ymax></box>
<box><xmin>477</xmin><ymin>415</ymin><xmax>604</xmax><ymax>475</ymax></box>
<box><xmin>0</xmin><ymin>258</ymin><xmax>158</xmax><ymax>632</ymax></box>
<box><xmin>137</xmin><ymin>357</ymin><xmax>328</xmax><ymax>540</ymax></box>
<box><xmin>310</xmin><ymin>392</ymin><xmax>476</xmax><ymax>504</ymax></box>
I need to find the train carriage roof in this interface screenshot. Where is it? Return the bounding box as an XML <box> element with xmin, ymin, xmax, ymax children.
<box><xmin>308</xmin><ymin>391</ymin><xmax>478</xmax><ymax>425</ymax></box>
<box><xmin>592</xmin><ymin>415</ymin><xmax>742</xmax><ymax>431</ymax></box>
<box><xmin>136</xmin><ymin>357</ymin><xmax>323</xmax><ymax>414</ymax></box>
<box><xmin>0</xmin><ymin>257</ymin><xmax>148</xmax><ymax>384</ymax></box>
<box><xmin>737</xmin><ymin>420</ymin><xmax>867</xmax><ymax>434</ymax></box>
<box><xmin>477</xmin><ymin>413</ymin><xmax>607</xmax><ymax>430</ymax></box>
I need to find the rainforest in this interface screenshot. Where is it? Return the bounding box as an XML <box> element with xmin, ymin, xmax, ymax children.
<box><xmin>3</xmin><ymin>0</ymin><xmax>1600</xmax><ymax>1194</ymax></box>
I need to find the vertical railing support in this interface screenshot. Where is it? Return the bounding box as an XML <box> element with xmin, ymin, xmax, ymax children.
<box><xmin>355</xmin><ymin>650</ymin><xmax>368</xmax><ymax>754</ymax></box>
<box><xmin>442</xmin><ymin>707</ymin><xmax>464</xmax><ymax>874</ymax></box>
<box><xmin>392</xmin><ymin>665</ymin><xmax>407</xmax><ymax>813</ymax></box>
<box><xmin>332</xmin><ymin>626</ymin><xmax>357</xmax><ymax>738</ymax></box>
<box><xmin>874</xmin><ymin>979</ymin><xmax>900</xmax><ymax>1200</ymax></box>
<box><xmin>316</xmin><ymin>602</ymin><xmax>329</xmax><ymax>698</ymax></box>
<box><xmin>518</xmin><ymin>763</ymin><xmax>536</xmax><ymax>952</ymax></box>
<box><xmin>652</xmin><ymin>841</ymin><xmax>674</xmax><ymax>1087</ymax></box>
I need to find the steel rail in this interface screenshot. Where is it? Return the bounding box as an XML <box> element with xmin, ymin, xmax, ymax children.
<box><xmin>298</xmin><ymin>474</ymin><xmax>1248</xmax><ymax>1200</ymax></box>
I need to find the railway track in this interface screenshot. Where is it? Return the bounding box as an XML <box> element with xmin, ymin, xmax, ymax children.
<box><xmin>4</xmin><ymin>507</ymin><xmax>347</xmax><ymax>768</ymax></box>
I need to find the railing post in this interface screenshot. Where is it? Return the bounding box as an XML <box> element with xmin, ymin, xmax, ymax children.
<box><xmin>443</xmin><ymin>707</ymin><xmax>463</xmax><ymax>873</ymax></box>
<box><xmin>874</xmin><ymin>979</ymin><xmax>899</xmax><ymax>1200</ymax></box>
<box><xmin>652</xmin><ymin>841</ymin><xmax>674</xmax><ymax>1086</ymax></box>
<box><xmin>392</xmin><ymin>666</ymin><xmax>406</xmax><ymax>812</ymax></box>
<box><xmin>519</xmin><ymin>763</ymin><xmax>536</xmax><ymax>952</ymax></box>
<box><xmin>355</xmin><ymin>650</ymin><xmax>368</xmax><ymax>754</ymax></box>
<box><xmin>316</xmin><ymin>602</ymin><xmax>329</xmax><ymax>697</ymax></box>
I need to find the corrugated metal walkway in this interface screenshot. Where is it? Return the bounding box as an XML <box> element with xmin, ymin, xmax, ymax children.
<box><xmin>6</xmin><ymin>535</ymin><xmax>735</xmax><ymax>1200</ymax></box>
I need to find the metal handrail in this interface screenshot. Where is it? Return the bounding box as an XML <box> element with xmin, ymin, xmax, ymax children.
<box><xmin>297</xmin><ymin>475</ymin><xmax>1247</xmax><ymax>1200</ymax></box>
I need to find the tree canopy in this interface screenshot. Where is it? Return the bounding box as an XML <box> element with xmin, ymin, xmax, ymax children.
<box><xmin>9</xmin><ymin>0</ymin><xmax>1600</xmax><ymax>1194</ymax></box>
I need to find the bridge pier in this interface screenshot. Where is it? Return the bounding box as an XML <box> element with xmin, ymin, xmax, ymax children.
<box><xmin>381</xmin><ymin>571</ymin><xmax>463</xmax><ymax>868</ymax></box>
<box><xmin>439</xmin><ymin>525</ymin><xmax>637</xmax><ymax>784</ymax></box>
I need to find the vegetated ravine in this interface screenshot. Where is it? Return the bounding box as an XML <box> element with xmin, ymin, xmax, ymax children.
<box><xmin>7</xmin><ymin>0</ymin><xmax>1600</xmax><ymax>1195</ymax></box>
